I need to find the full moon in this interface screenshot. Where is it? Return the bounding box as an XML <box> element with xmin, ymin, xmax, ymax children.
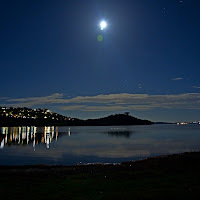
<box><xmin>100</xmin><ymin>21</ymin><xmax>107</xmax><ymax>30</ymax></box>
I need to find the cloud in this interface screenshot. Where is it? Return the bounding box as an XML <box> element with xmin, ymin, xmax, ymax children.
<box><xmin>2</xmin><ymin>92</ymin><xmax>200</xmax><ymax>112</ymax></box>
<box><xmin>6</xmin><ymin>93</ymin><xmax>64</xmax><ymax>107</ymax></box>
<box><xmin>172</xmin><ymin>77</ymin><xmax>183</xmax><ymax>81</ymax></box>
<box><xmin>138</xmin><ymin>84</ymin><xmax>142</xmax><ymax>89</ymax></box>
<box><xmin>193</xmin><ymin>86</ymin><xmax>200</xmax><ymax>89</ymax></box>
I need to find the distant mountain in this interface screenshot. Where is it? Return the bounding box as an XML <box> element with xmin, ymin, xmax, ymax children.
<box><xmin>0</xmin><ymin>107</ymin><xmax>153</xmax><ymax>126</ymax></box>
<box><xmin>154</xmin><ymin>122</ymin><xmax>174</xmax><ymax>124</ymax></box>
<box><xmin>84</xmin><ymin>113</ymin><xmax>153</xmax><ymax>126</ymax></box>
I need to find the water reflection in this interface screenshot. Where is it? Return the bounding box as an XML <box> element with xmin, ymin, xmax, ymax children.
<box><xmin>105</xmin><ymin>127</ymin><xmax>135</xmax><ymax>138</ymax></box>
<box><xmin>1</xmin><ymin>125</ymin><xmax>200</xmax><ymax>166</ymax></box>
<box><xmin>0</xmin><ymin>126</ymin><xmax>71</xmax><ymax>150</ymax></box>
<box><xmin>106</xmin><ymin>131</ymin><xmax>132</xmax><ymax>138</ymax></box>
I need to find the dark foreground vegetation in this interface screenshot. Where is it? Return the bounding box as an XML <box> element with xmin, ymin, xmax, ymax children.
<box><xmin>0</xmin><ymin>106</ymin><xmax>152</xmax><ymax>126</ymax></box>
<box><xmin>1</xmin><ymin>151</ymin><xmax>200</xmax><ymax>199</ymax></box>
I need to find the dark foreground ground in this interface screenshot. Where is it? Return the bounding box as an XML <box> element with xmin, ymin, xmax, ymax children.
<box><xmin>1</xmin><ymin>152</ymin><xmax>200</xmax><ymax>200</ymax></box>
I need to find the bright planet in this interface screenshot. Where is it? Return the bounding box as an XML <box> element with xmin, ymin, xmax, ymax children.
<box><xmin>100</xmin><ymin>20</ymin><xmax>107</xmax><ymax>30</ymax></box>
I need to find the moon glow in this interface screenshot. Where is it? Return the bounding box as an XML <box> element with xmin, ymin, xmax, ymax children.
<box><xmin>100</xmin><ymin>21</ymin><xmax>107</xmax><ymax>30</ymax></box>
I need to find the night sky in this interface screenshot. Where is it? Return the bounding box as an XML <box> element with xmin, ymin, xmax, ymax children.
<box><xmin>1</xmin><ymin>0</ymin><xmax>200</xmax><ymax>122</ymax></box>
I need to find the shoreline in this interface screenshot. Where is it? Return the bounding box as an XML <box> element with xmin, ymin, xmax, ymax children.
<box><xmin>1</xmin><ymin>151</ymin><xmax>200</xmax><ymax>199</ymax></box>
<box><xmin>1</xmin><ymin>150</ymin><xmax>200</xmax><ymax>169</ymax></box>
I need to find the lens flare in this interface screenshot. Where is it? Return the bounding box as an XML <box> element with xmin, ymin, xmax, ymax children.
<box><xmin>97</xmin><ymin>35</ymin><xmax>103</xmax><ymax>42</ymax></box>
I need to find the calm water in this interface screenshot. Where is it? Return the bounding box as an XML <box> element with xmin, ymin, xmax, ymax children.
<box><xmin>0</xmin><ymin>124</ymin><xmax>200</xmax><ymax>165</ymax></box>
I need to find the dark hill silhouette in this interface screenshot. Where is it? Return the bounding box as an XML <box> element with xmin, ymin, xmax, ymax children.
<box><xmin>0</xmin><ymin>107</ymin><xmax>153</xmax><ymax>126</ymax></box>
<box><xmin>84</xmin><ymin>113</ymin><xmax>153</xmax><ymax>126</ymax></box>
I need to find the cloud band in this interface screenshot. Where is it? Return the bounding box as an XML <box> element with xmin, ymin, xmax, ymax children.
<box><xmin>1</xmin><ymin>92</ymin><xmax>200</xmax><ymax>112</ymax></box>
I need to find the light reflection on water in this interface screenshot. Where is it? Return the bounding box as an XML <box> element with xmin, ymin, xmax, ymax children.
<box><xmin>0</xmin><ymin>126</ymin><xmax>61</xmax><ymax>150</ymax></box>
<box><xmin>0</xmin><ymin>124</ymin><xmax>200</xmax><ymax>165</ymax></box>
